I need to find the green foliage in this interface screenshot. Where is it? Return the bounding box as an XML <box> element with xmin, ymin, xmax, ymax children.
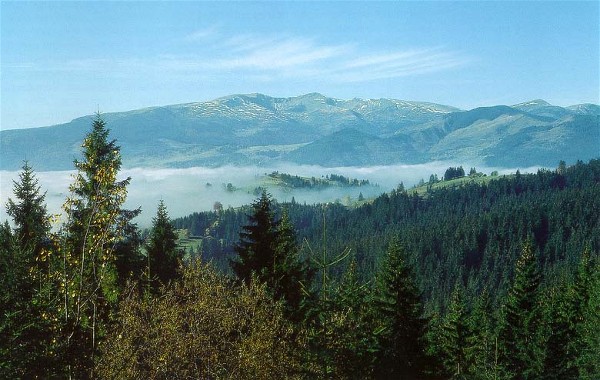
<box><xmin>6</xmin><ymin>161</ymin><xmax>51</xmax><ymax>256</ymax></box>
<box><xmin>498</xmin><ymin>240</ymin><xmax>543</xmax><ymax>379</ymax></box>
<box><xmin>145</xmin><ymin>200</ymin><xmax>182</xmax><ymax>290</ymax></box>
<box><xmin>439</xmin><ymin>282</ymin><xmax>470</xmax><ymax>378</ymax></box>
<box><xmin>231</xmin><ymin>191</ymin><xmax>313</xmax><ymax>322</ymax></box>
<box><xmin>3</xmin><ymin>154</ymin><xmax>600</xmax><ymax>377</ymax></box>
<box><xmin>372</xmin><ymin>240</ymin><xmax>430</xmax><ymax>379</ymax></box>
<box><xmin>306</xmin><ymin>259</ymin><xmax>377</xmax><ymax>379</ymax></box>
<box><xmin>571</xmin><ymin>249</ymin><xmax>600</xmax><ymax>378</ymax></box>
<box><xmin>465</xmin><ymin>288</ymin><xmax>500</xmax><ymax>379</ymax></box>
<box><xmin>274</xmin><ymin>209</ymin><xmax>314</xmax><ymax>321</ymax></box>
<box><xmin>95</xmin><ymin>260</ymin><xmax>307</xmax><ymax>379</ymax></box>
<box><xmin>48</xmin><ymin>114</ymin><xmax>140</xmax><ymax>377</ymax></box>
<box><xmin>540</xmin><ymin>284</ymin><xmax>577</xmax><ymax>380</ymax></box>
<box><xmin>231</xmin><ymin>191</ymin><xmax>279</xmax><ymax>283</ymax></box>
<box><xmin>1</xmin><ymin>164</ymin><xmax>57</xmax><ymax>378</ymax></box>
<box><xmin>444</xmin><ymin>166</ymin><xmax>465</xmax><ymax>181</ymax></box>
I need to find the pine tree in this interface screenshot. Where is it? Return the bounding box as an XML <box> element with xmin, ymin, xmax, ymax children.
<box><xmin>145</xmin><ymin>200</ymin><xmax>182</xmax><ymax>290</ymax></box>
<box><xmin>372</xmin><ymin>240</ymin><xmax>429</xmax><ymax>379</ymax></box>
<box><xmin>57</xmin><ymin>114</ymin><xmax>140</xmax><ymax>377</ymax></box>
<box><xmin>498</xmin><ymin>240</ymin><xmax>543</xmax><ymax>379</ymax></box>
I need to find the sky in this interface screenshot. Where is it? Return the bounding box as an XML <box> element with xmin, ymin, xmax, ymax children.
<box><xmin>1</xmin><ymin>1</ymin><xmax>599</xmax><ymax>130</ymax></box>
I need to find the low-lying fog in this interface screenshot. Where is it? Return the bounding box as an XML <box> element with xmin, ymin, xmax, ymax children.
<box><xmin>1</xmin><ymin>163</ymin><xmax>535</xmax><ymax>228</ymax></box>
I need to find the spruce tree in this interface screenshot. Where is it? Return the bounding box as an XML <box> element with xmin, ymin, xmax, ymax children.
<box><xmin>309</xmin><ymin>259</ymin><xmax>376</xmax><ymax>379</ymax></box>
<box><xmin>541</xmin><ymin>283</ymin><xmax>577</xmax><ymax>380</ymax></box>
<box><xmin>145</xmin><ymin>200</ymin><xmax>182</xmax><ymax>290</ymax></box>
<box><xmin>2</xmin><ymin>163</ymin><xmax>55</xmax><ymax>378</ymax></box>
<box><xmin>571</xmin><ymin>249</ymin><xmax>600</xmax><ymax>378</ymax></box>
<box><xmin>465</xmin><ymin>287</ymin><xmax>499</xmax><ymax>379</ymax></box>
<box><xmin>440</xmin><ymin>281</ymin><xmax>470</xmax><ymax>378</ymax></box>
<box><xmin>231</xmin><ymin>190</ymin><xmax>278</xmax><ymax>283</ymax></box>
<box><xmin>0</xmin><ymin>222</ymin><xmax>19</xmax><ymax>377</ymax></box>
<box><xmin>6</xmin><ymin>161</ymin><xmax>51</xmax><ymax>257</ymax></box>
<box><xmin>58</xmin><ymin>114</ymin><xmax>140</xmax><ymax>377</ymax></box>
<box><xmin>273</xmin><ymin>209</ymin><xmax>313</xmax><ymax>321</ymax></box>
<box><xmin>498</xmin><ymin>240</ymin><xmax>543</xmax><ymax>379</ymax></box>
<box><xmin>372</xmin><ymin>240</ymin><xmax>429</xmax><ymax>379</ymax></box>
<box><xmin>231</xmin><ymin>191</ymin><xmax>312</xmax><ymax>320</ymax></box>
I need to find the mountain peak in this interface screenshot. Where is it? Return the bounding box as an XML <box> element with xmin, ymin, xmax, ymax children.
<box><xmin>513</xmin><ymin>99</ymin><xmax>552</xmax><ymax>108</ymax></box>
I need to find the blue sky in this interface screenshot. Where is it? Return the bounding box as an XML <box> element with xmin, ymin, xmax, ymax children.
<box><xmin>1</xmin><ymin>1</ymin><xmax>598</xmax><ymax>130</ymax></box>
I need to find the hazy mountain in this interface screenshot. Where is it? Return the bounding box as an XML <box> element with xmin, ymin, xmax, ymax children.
<box><xmin>1</xmin><ymin>93</ymin><xmax>598</xmax><ymax>170</ymax></box>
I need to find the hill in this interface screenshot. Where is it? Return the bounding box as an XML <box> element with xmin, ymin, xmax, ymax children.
<box><xmin>1</xmin><ymin>93</ymin><xmax>598</xmax><ymax>170</ymax></box>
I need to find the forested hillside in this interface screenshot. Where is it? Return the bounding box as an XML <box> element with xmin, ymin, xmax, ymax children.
<box><xmin>1</xmin><ymin>118</ymin><xmax>599</xmax><ymax>378</ymax></box>
<box><xmin>173</xmin><ymin>159</ymin><xmax>600</xmax><ymax>378</ymax></box>
<box><xmin>175</xmin><ymin>160</ymin><xmax>600</xmax><ymax>305</ymax></box>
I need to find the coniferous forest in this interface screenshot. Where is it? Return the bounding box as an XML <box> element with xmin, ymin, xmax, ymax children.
<box><xmin>1</xmin><ymin>118</ymin><xmax>599</xmax><ymax>379</ymax></box>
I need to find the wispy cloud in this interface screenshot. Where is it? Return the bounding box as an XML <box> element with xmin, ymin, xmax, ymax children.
<box><xmin>9</xmin><ymin>31</ymin><xmax>469</xmax><ymax>84</ymax></box>
<box><xmin>179</xmin><ymin>31</ymin><xmax>469</xmax><ymax>82</ymax></box>
<box><xmin>217</xmin><ymin>36</ymin><xmax>352</xmax><ymax>70</ymax></box>
<box><xmin>333</xmin><ymin>48</ymin><xmax>468</xmax><ymax>82</ymax></box>
<box><xmin>184</xmin><ymin>26</ymin><xmax>220</xmax><ymax>42</ymax></box>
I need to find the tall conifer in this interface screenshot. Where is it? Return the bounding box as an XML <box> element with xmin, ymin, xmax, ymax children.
<box><xmin>2</xmin><ymin>163</ymin><xmax>55</xmax><ymax>377</ymax></box>
<box><xmin>145</xmin><ymin>200</ymin><xmax>182</xmax><ymax>290</ymax></box>
<box><xmin>372</xmin><ymin>240</ymin><xmax>429</xmax><ymax>379</ymax></box>
<box><xmin>58</xmin><ymin>114</ymin><xmax>140</xmax><ymax>377</ymax></box>
<box><xmin>440</xmin><ymin>281</ymin><xmax>470</xmax><ymax>378</ymax></box>
<box><xmin>6</xmin><ymin>161</ymin><xmax>51</xmax><ymax>257</ymax></box>
<box><xmin>231</xmin><ymin>191</ymin><xmax>312</xmax><ymax>320</ymax></box>
<box><xmin>499</xmin><ymin>240</ymin><xmax>543</xmax><ymax>379</ymax></box>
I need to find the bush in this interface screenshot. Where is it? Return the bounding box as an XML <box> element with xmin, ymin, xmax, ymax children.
<box><xmin>95</xmin><ymin>260</ymin><xmax>307</xmax><ymax>379</ymax></box>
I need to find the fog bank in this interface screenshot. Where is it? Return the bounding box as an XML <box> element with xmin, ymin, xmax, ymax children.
<box><xmin>1</xmin><ymin>163</ymin><xmax>535</xmax><ymax>228</ymax></box>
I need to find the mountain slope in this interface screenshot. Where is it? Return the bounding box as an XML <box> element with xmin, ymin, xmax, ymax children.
<box><xmin>1</xmin><ymin>93</ymin><xmax>598</xmax><ymax>170</ymax></box>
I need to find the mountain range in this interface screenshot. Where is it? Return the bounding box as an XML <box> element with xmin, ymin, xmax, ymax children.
<box><xmin>1</xmin><ymin>93</ymin><xmax>598</xmax><ymax>170</ymax></box>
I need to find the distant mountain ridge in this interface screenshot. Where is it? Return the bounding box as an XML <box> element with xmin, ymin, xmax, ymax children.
<box><xmin>1</xmin><ymin>93</ymin><xmax>598</xmax><ymax>170</ymax></box>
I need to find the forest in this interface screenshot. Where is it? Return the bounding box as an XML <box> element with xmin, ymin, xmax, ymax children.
<box><xmin>267</xmin><ymin>171</ymin><xmax>371</xmax><ymax>190</ymax></box>
<box><xmin>1</xmin><ymin>117</ymin><xmax>599</xmax><ymax>379</ymax></box>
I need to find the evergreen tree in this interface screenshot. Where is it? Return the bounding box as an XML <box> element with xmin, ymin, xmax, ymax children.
<box><xmin>114</xmin><ymin>219</ymin><xmax>144</xmax><ymax>288</ymax></box>
<box><xmin>1</xmin><ymin>163</ymin><xmax>55</xmax><ymax>378</ymax></box>
<box><xmin>440</xmin><ymin>281</ymin><xmax>470</xmax><ymax>378</ymax></box>
<box><xmin>310</xmin><ymin>259</ymin><xmax>376</xmax><ymax>379</ymax></box>
<box><xmin>57</xmin><ymin>114</ymin><xmax>140</xmax><ymax>377</ymax></box>
<box><xmin>372</xmin><ymin>240</ymin><xmax>430</xmax><ymax>379</ymax></box>
<box><xmin>498</xmin><ymin>240</ymin><xmax>543</xmax><ymax>379</ymax></box>
<box><xmin>231</xmin><ymin>191</ymin><xmax>312</xmax><ymax>320</ymax></box>
<box><xmin>231</xmin><ymin>190</ymin><xmax>279</xmax><ymax>283</ymax></box>
<box><xmin>571</xmin><ymin>249</ymin><xmax>600</xmax><ymax>378</ymax></box>
<box><xmin>0</xmin><ymin>222</ymin><xmax>19</xmax><ymax>377</ymax></box>
<box><xmin>145</xmin><ymin>200</ymin><xmax>182</xmax><ymax>290</ymax></box>
<box><xmin>273</xmin><ymin>209</ymin><xmax>314</xmax><ymax>321</ymax></box>
<box><xmin>6</xmin><ymin>161</ymin><xmax>51</xmax><ymax>256</ymax></box>
<box><xmin>541</xmin><ymin>283</ymin><xmax>577</xmax><ymax>380</ymax></box>
<box><xmin>465</xmin><ymin>287</ymin><xmax>499</xmax><ymax>379</ymax></box>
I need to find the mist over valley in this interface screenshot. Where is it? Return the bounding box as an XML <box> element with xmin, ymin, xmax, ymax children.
<box><xmin>2</xmin><ymin>92</ymin><xmax>592</xmax><ymax>226</ymax></box>
<box><xmin>1</xmin><ymin>162</ymin><xmax>531</xmax><ymax>227</ymax></box>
